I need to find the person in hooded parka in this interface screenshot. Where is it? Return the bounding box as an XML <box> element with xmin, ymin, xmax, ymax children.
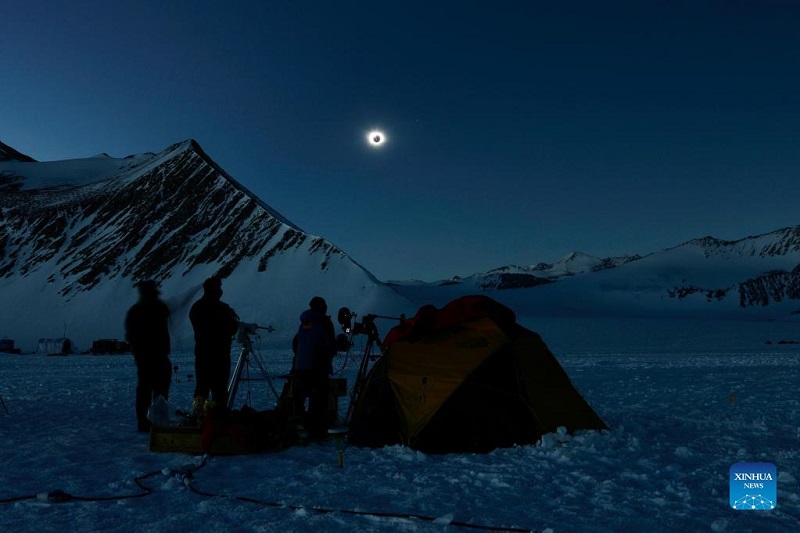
<box><xmin>291</xmin><ymin>296</ymin><xmax>336</xmax><ymax>438</ymax></box>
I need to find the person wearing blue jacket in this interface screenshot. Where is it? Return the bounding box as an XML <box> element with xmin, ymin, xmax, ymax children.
<box><xmin>291</xmin><ymin>296</ymin><xmax>336</xmax><ymax>438</ymax></box>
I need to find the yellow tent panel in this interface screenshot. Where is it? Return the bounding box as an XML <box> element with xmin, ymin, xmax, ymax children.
<box><xmin>387</xmin><ymin>318</ymin><xmax>508</xmax><ymax>443</ymax></box>
<box><xmin>348</xmin><ymin>296</ymin><xmax>607</xmax><ymax>453</ymax></box>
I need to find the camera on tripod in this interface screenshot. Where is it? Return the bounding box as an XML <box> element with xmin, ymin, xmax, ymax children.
<box><xmin>338</xmin><ymin>307</ymin><xmax>379</xmax><ymax>333</ymax></box>
<box><xmin>352</xmin><ymin>314</ymin><xmax>378</xmax><ymax>336</ymax></box>
<box><xmin>336</xmin><ymin>308</ymin><xmax>382</xmax><ymax>350</ymax></box>
<box><xmin>236</xmin><ymin>322</ymin><xmax>275</xmax><ymax>344</ymax></box>
<box><xmin>228</xmin><ymin>321</ymin><xmax>276</xmax><ymax>410</ymax></box>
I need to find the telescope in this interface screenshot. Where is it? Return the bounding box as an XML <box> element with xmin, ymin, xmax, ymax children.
<box><xmin>236</xmin><ymin>322</ymin><xmax>275</xmax><ymax>343</ymax></box>
<box><xmin>337</xmin><ymin>307</ymin><xmax>402</xmax><ymax>337</ymax></box>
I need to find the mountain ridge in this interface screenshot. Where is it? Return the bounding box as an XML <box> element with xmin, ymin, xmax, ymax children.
<box><xmin>389</xmin><ymin>224</ymin><xmax>800</xmax><ymax>319</ymax></box>
<box><xmin>0</xmin><ymin>141</ymin><xmax>36</xmax><ymax>163</ymax></box>
<box><xmin>0</xmin><ymin>139</ymin><xmax>411</xmax><ymax>351</ymax></box>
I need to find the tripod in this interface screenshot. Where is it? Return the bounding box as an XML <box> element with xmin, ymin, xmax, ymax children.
<box><xmin>343</xmin><ymin>315</ymin><xmax>386</xmax><ymax>425</ymax></box>
<box><xmin>226</xmin><ymin>322</ymin><xmax>276</xmax><ymax>410</ymax></box>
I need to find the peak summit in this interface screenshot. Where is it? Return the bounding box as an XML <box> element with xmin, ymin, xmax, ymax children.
<box><xmin>0</xmin><ymin>141</ymin><xmax>36</xmax><ymax>162</ymax></box>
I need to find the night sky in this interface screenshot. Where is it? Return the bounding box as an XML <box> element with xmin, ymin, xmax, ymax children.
<box><xmin>3</xmin><ymin>1</ymin><xmax>800</xmax><ymax>281</ymax></box>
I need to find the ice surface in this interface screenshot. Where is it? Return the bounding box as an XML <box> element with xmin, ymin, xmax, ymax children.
<box><xmin>0</xmin><ymin>317</ymin><xmax>798</xmax><ymax>531</ymax></box>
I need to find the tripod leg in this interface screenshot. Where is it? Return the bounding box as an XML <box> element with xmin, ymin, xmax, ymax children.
<box><xmin>345</xmin><ymin>337</ymin><xmax>376</xmax><ymax>425</ymax></box>
<box><xmin>0</xmin><ymin>395</ymin><xmax>8</xmax><ymax>415</ymax></box>
<box><xmin>227</xmin><ymin>345</ymin><xmax>249</xmax><ymax>409</ymax></box>
<box><xmin>249</xmin><ymin>351</ymin><xmax>281</xmax><ymax>400</ymax></box>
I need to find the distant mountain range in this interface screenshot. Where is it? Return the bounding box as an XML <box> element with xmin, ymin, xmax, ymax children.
<box><xmin>2</xmin><ymin>139</ymin><xmax>799</xmax><ymax>351</ymax></box>
<box><xmin>429</xmin><ymin>251</ymin><xmax>643</xmax><ymax>290</ymax></box>
<box><xmin>391</xmin><ymin>228</ymin><xmax>800</xmax><ymax>320</ymax></box>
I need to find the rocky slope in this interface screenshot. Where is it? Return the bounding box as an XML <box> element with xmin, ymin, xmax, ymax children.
<box><xmin>0</xmin><ymin>140</ymin><xmax>411</xmax><ymax>351</ymax></box>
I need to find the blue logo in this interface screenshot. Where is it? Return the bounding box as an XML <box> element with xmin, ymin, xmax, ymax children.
<box><xmin>729</xmin><ymin>462</ymin><xmax>777</xmax><ymax>510</ymax></box>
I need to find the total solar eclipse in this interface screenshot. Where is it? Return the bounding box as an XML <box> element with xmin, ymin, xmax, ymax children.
<box><xmin>367</xmin><ymin>130</ymin><xmax>386</xmax><ymax>147</ymax></box>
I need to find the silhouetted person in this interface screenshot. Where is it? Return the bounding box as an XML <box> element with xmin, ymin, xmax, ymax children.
<box><xmin>189</xmin><ymin>277</ymin><xmax>239</xmax><ymax>416</ymax></box>
<box><xmin>125</xmin><ymin>280</ymin><xmax>171</xmax><ymax>432</ymax></box>
<box><xmin>291</xmin><ymin>296</ymin><xmax>336</xmax><ymax>438</ymax></box>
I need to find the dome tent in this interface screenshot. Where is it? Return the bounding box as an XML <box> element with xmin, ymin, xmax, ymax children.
<box><xmin>348</xmin><ymin>295</ymin><xmax>607</xmax><ymax>453</ymax></box>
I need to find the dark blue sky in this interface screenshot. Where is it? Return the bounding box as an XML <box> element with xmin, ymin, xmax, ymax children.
<box><xmin>3</xmin><ymin>1</ymin><xmax>800</xmax><ymax>281</ymax></box>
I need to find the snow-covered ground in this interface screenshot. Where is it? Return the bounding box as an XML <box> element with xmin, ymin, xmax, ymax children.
<box><xmin>1</xmin><ymin>317</ymin><xmax>798</xmax><ymax>532</ymax></box>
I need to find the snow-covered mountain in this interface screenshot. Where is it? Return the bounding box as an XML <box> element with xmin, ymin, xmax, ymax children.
<box><xmin>391</xmin><ymin>229</ymin><xmax>800</xmax><ymax>320</ymax></box>
<box><xmin>430</xmin><ymin>251</ymin><xmax>642</xmax><ymax>291</ymax></box>
<box><xmin>0</xmin><ymin>140</ymin><xmax>413</xmax><ymax>351</ymax></box>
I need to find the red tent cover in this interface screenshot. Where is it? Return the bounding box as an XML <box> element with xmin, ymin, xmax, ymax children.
<box><xmin>382</xmin><ymin>295</ymin><xmax>517</xmax><ymax>348</ymax></box>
